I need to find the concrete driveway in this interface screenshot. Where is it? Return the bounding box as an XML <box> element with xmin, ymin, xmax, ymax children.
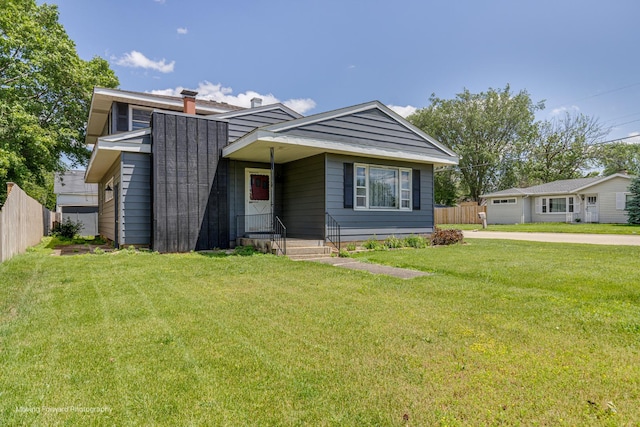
<box><xmin>463</xmin><ymin>231</ymin><xmax>640</xmax><ymax>246</ymax></box>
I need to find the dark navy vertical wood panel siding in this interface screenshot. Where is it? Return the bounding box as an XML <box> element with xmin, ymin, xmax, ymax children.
<box><xmin>152</xmin><ymin>111</ymin><xmax>229</xmax><ymax>252</ymax></box>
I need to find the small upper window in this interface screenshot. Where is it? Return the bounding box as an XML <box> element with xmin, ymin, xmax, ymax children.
<box><xmin>492</xmin><ymin>198</ymin><xmax>516</xmax><ymax>205</ymax></box>
<box><xmin>130</xmin><ymin>107</ymin><xmax>152</xmax><ymax>131</ymax></box>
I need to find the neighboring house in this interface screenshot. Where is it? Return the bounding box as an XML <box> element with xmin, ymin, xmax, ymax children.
<box><xmin>54</xmin><ymin>170</ymin><xmax>99</xmax><ymax>236</ymax></box>
<box><xmin>482</xmin><ymin>174</ymin><xmax>633</xmax><ymax>224</ymax></box>
<box><xmin>84</xmin><ymin>87</ymin><xmax>458</xmax><ymax>252</ymax></box>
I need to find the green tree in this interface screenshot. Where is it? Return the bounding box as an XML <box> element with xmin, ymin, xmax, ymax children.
<box><xmin>596</xmin><ymin>141</ymin><xmax>640</xmax><ymax>176</ymax></box>
<box><xmin>627</xmin><ymin>176</ymin><xmax>640</xmax><ymax>225</ymax></box>
<box><xmin>409</xmin><ymin>85</ymin><xmax>542</xmax><ymax>203</ymax></box>
<box><xmin>433</xmin><ymin>168</ymin><xmax>458</xmax><ymax>206</ymax></box>
<box><xmin>0</xmin><ymin>0</ymin><xmax>119</xmax><ymax>208</ymax></box>
<box><xmin>521</xmin><ymin>112</ymin><xmax>609</xmax><ymax>185</ymax></box>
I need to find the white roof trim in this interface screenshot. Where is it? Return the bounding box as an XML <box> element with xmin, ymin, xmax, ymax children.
<box><xmin>258</xmin><ymin>100</ymin><xmax>458</xmax><ymax>158</ymax></box>
<box><xmin>572</xmin><ymin>173</ymin><xmax>631</xmax><ymax>192</ymax></box>
<box><xmin>208</xmin><ymin>103</ymin><xmax>303</xmax><ymax>120</ymax></box>
<box><xmin>482</xmin><ymin>173</ymin><xmax>633</xmax><ymax>198</ymax></box>
<box><xmin>85</xmin><ymin>132</ymin><xmax>151</xmax><ymax>182</ymax></box>
<box><xmin>91</xmin><ymin>87</ymin><xmax>231</xmax><ymax>114</ymax></box>
<box><xmin>98</xmin><ymin>128</ymin><xmax>151</xmax><ymax>142</ymax></box>
<box><xmin>222</xmin><ymin>130</ymin><xmax>458</xmax><ymax>165</ymax></box>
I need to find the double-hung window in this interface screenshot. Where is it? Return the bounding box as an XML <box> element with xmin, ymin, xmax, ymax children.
<box><xmin>130</xmin><ymin>107</ymin><xmax>152</xmax><ymax>130</ymax></box>
<box><xmin>539</xmin><ymin>196</ymin><xmax>574</xmax><ymax>213</ymax></box>
<box><xmin>354</xmin><ymin>164</ymin><xmax>411</xmax><ymax>210</ymax></box>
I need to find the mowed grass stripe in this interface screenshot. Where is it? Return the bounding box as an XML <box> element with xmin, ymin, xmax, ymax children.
<box><xmin>0</xmin><ymin>240</ymin><xmax>638</xmax><ymax>425</ymax></box>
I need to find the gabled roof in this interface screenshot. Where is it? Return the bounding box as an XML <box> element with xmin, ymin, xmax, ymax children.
<box><xmin>85</xmin><ymin>87</ymin><xmax>244</xmax><ymax>145</ymax></box>
<box><xmin>54</xmin><ymin>170</ymin><xmax>97</xmax><ymax>194</ymax></box>
<box><xmin>482</xmin><ymin>174</ymin><xmax>632</xmax><ymax>198</ymax></box>
<box><xmin>222</xmin><ymin>101</ymin><xmax>458</xmax><ymax>165</ymax></box>
<box><xmin>85</xmin><ymin>128</ymin><xmax>152</xmax><ymax>183</ymax></box>
<box><xmin>208</xmin><ymin>103</ymin><xmax>303</xmax><ymax>120</ymax></box>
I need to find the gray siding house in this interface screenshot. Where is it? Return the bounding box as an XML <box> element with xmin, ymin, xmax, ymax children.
<box><xmin>54</xmin><ymin>170</ymin><xmax>99</xmax><ymax>236</ymax></box>
<box><xmin>84</xmin><ymin>88</ymin><xmax>458</xmax><ymax>252</ymax></box>
<box><xmin>482</xmin><ymin>174</ymin><xmax>633</xmax><ymax>224</ymax></box>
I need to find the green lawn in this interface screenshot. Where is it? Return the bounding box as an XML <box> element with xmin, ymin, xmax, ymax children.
<box><xmin>441</xmin><ymin>222</ymin><xmax>640</xmax><ymax>234</ymax></box>
<box><xmin>1</xmin><ymin>239</ymin><xmax>639</xmax><ymax>425</ymax></box>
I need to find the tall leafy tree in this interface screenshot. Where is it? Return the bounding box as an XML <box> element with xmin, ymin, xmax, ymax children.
<box><xmin>521</xmin><ymin>112</ymin><xmax>609</xmax><ymax>185</ymax></box>
<box><xmin>596</xmin><ymin>141</ymin><xmax>640</xmax><ymax>176</ymax></box>
<box><xmin>409</xmin><ymin>85</ymin><xmax>542</xmax><ymax>203</ymax></box>
<box><xmin>627</xmin><ymin>176</ymin><xmax>640</xmax><ymax>225</ymax></box>
<box><xmin>0</xmin><ymin>0</ymin><xmax>119</xmax><ymax>208</ymax></box>
<box><xmin>433</xmin><ymin>167</ymin><xmax>459</xmax><ymax>206</ymax></box>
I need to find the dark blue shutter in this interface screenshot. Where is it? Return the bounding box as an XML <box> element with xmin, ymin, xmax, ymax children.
<box><xmin>116</xmin><ymin>102</ymin><xmax>129</xmax><ymax>132</ymax></box>
<box><xmin>412</xmin><ymin>169</ymin><xmax>420</xmax><ymax>210</ymax></box>
<box><xmin>344</xmin><ymin>163</ymin><xmax>354</xmax><ymax>208</ymax></box>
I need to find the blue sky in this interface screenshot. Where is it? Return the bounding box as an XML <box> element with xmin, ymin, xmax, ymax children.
<box><xmin>54</xmin><ymin>0</ymin><xmax>640</xmax><ymax>142</ymax></box>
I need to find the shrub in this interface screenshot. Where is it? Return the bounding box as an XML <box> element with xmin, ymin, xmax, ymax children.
<box><xmin>404</xmin><ymin>234</ymin><xmax>428</xmax><ymax>248</ymax></box>
<box><xmin>627</xmin><ymin>176</ymin><xmax>640</xmax><ymax>225</ymax></box>
<box><xmin>346</xmin><ymin>242</ymin><xmax>357</xmax><ymax>251</ymax></box>
<box><xmin>51</xmin><ymin>218</ymin><xmax>83</xmax><ymax>239</ymax></box>
<box><xmin>430</xmin><ymin>227</ymin><xmax>464</xmax><ymax>246</ymax></box>
<box><xmin>93</xmin><ymin>247</ymin><xmax>104</xmax><ymax>255</ymax></box>
<box><xmin>338</xmin><ymin>249</ymin><xmax>350</xmax><ymax>258</ymax></box>
<box><xmin>384</xmin><ymin>235</ymin><xmax>404</xmax><ymax>249</ymax></box>
<box><xmin>234</xmin><ymin>245</ymin><xmax>257</xmax><ymax>256</ymax></box>
<box><xmin>363</xmin><ymin>236</ymin><xmax>384</xmax><ymax>251</ymax></box>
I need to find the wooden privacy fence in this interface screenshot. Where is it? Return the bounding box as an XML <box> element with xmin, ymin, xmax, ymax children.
<box><xmin>0</xmin><ymin>183</ymin><xmax>56</xmax><ymax>262</ymax></box>
<box><xmin>435</xmin><ymin>204</ymin><xmax>486</xmax><ymax>225</ymax></box>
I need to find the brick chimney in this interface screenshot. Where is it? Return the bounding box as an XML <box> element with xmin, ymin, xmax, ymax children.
<box><xmin>251</xmin><ymin>97</ymin><xmax>262</xmax><ymax>108</ymax></box>
<box><xmin>180</xmin><ymin>89</ymin><xmax>198</xmax><ymax>114</ymax></box>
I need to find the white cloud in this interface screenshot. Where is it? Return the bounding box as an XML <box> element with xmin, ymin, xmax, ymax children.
<box><xmin>347</xmin><ymin>65</ymin><xmax>356</xmax><ymax>70</ymax></box>
<box><xmin>551</xmin><ymin>105</ymin><xmax>580</xmax><ymax>116</ymax></box>
<box><xmin>177</xmin><ymin>27</ymin><xmax>188</xmax><ymax>35</ymax></box>
<box><xmin>149</xmin><ymin>81</ymin><xmax>316</xmax><ymax>114</ymax></box>
<box><xmin>114</xmin><ymin>51</ymin><xmax>175</xmax><ymax>73</ymax></box>
<box><xmin>625</xmin><ymin>132</ymin><xmax>640</xmax><ymax>144</ymax></box>
<box><xmin>153</xmin><ymin>0</ymin><xmax>166</xmax><ymax>3</ymax></box>
<box><xmin>388</xmin><ymin>104</ymin><xmax>417</xmax><ymax>118</ymax></box>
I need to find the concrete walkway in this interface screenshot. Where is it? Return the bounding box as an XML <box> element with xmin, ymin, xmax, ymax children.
<box><xmin>463</xmin><ymin>230</ymin><xmax>640</xmax><ymax>246</ymax></box>
<box><xmin>297</xmin><ymin>256</ymin><xmax>429</xmax><ymax>279</ymax></box>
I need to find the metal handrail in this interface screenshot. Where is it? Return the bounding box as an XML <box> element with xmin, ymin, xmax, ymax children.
<box><xmin>272</xmin><ymin>216</ymin><xmax>287</xmax><ymax>256</ymax></box>
<box><xmin>236</xmin><ymin>213</ymin><xmax>273</xmax><ymax>237</ymax></box>
<box><xmin>325</xmin><ymin>212</ymin><xmax>341</xmax><ymax>251</ymax></box>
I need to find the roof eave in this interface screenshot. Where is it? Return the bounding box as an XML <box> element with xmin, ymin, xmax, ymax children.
<box><xmin>222</xmin><ymin>130</ymin><xmax>459</xmax><ymax>166</ymax></box>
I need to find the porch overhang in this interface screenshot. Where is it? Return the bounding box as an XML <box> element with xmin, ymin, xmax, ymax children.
<box><xmin>85</xmin><ymin>129</ymin><xmax>152</xmax><ymax>183</ymax></box>
<box><xmin>222</xmin><ymin>130</ymin><xmax>459</xmax><ymax>166</ymax></box>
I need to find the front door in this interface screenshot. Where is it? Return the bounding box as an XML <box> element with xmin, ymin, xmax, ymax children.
<box><xmin>585</xmin><ymin>194</ymin><xmax>599</xmax><ymax>223</ymax></box>
<box><xmin>245</xmin><ymin>168</ymin><xmax>272</xmax><ymax>232</ymax></box>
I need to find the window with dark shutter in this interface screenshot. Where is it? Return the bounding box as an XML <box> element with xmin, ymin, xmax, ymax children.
<box><xmin>115</xmin><ymin>102</ymin><xmax>128</xmax><ymax>132</ymax></box>
<box><xmin>412</xmin><ymin>169</ymin><xmax>420</xmax><ymax>210</ymax></box>
<box><xmin>343</xmin><ymin>163</ymin><xmax>354</xmax><ymax>208</ymax></box>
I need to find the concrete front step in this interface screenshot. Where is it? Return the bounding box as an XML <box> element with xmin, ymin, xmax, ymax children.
<box><xmin>284</xmin><ymin>246</ymin><xmax>332</xmax><ymax>256</ymax></box>
<box><xmin>238</xmin><ymin>237</ymin><xmax>333</xmax><ymax>258</ymax></box>
<box><xmin>286</xmin><ymin>239</ymin><xmax>326</xmax><ymax>248</ymax></box>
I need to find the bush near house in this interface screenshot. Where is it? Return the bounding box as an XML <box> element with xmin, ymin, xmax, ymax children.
<box><xmin>50</xmin><ymin>218</ymin><xmax>84</xmax><ymax>239</ymax></box>
<box><xmin>430</xmin><ymin>227</ymin><xmax>464</xmax><ymax>246</ymax></box>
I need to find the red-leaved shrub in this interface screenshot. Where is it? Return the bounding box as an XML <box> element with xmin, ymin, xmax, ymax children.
<box><xmin>430</xmin><ymin>227</ymin><xmax>464</xmax><ymax>246</ymax></box>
